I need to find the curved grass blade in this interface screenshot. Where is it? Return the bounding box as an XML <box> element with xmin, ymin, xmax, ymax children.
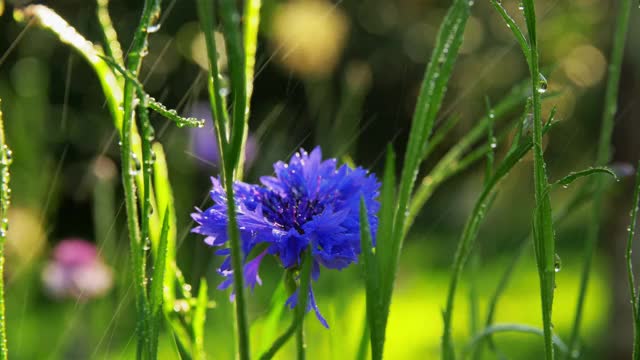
<box><xmin>96</xmin><ymin>0</ymin><xmax>124</xmax><ymax>67</ymax></box>
<box><xmin>552</xmin><ymin>167</ymin><xmax>616</xmax><ymax>189</ymax></box>
<box><xmin>463</xmin><ymin>324</ymin><xmax>569</xmax><ymax>359</ymax></box>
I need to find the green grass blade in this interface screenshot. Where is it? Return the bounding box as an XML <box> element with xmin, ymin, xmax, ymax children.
<box><xmin>196</xmin><ymin>0</ymin><xmax>230</xmax><ymax>180</ymax></box>
<box><xmin>440</xmin><ymin>122</ymin><xmax>545</xmax><ymax>359</ymax></box>
<box><xmin>239</xmin><ymin>0</ymin><xmax>261</xmax><ymax>177</ymax></box>
<box><xmin>193</xmin><ymin>279</ymin><xmax>209</xmax><ymax>360</ymax></box>
<box><xmin>219</xmin><ymin>0</ymin><xmax>247</xmax><ymax>177</ymax></box>
<box><xmin>489</xmin><ymin>0</ymin><xmax>531</xmax><ymax>68</ymax></box>
<box><xmin>258</xmin><ymin>281</ymin><xmax>287</xmax><ymax>355</ymax></box>
<box><xmin>383</xmin><ymin>2</ymin><xmax>471</xmax><ymax>347</ymax></box>
<box><xmin>259</xmin><ymin>250</ymin><xmax>312</xmax><ymax>360</ymax></box>
<box><xmin>377</xmin><ymin>145</ymin><xmax>396</xmax><ymax>294</ymax></box>
<box><xmin>0</xmin><ymin>100</ymin><xmax>11</xmax><ymax>360</ymax></box>
<box><xmin>552</xmin><ymin>167</ymin><xmax>616</xmax><ymax>189</ymax></box>
<box><xmin>565</xmin><ymin>0</ymin><xmax>633</xmax><ymax>357</ymax></box>
<box><xmin>121</xmin><ymin>0</ymin><xmax>161</xmax><ymax>354</ymax></box>
<box><xmin>463</xmin><ymin>324</ymin><xmax>569</xmax><ymax>359</ymax></box>
<box><xmin>149</xmin><ymin>209</ymin><xmax>171</xmax><ymax>357</ymax></box>
<box><xmin>359</xmin><ymin>198</ymin><xmax>383</xmax><ymax>359</ymax></box>
<box><xmin>627</xmin><ymin>162</ymin><xmax>640</xmax><ymax>359</ymax></box>
<box><xmin>406</xmin><ymin>80</ymin><xmax>531</xmax><ymax>232</ymax></box>
<box><xmin>96</xmin><ymin>0</ymin><xmax>124</xmax><ymax>67</ymax></box>
<box><xmin>152</xmin><ymin>143</ymin><xmax>178</xmax><ymax>313</ymax></box>
<box><xmin>421</xmin><ymin>115</ymin><xmax>463</xmax><ymax>161</ymax></box>
<box><xmin>518</xmin><ymin>1</ymin><xmax>556</xmax><ymax>357</ymax></box>
<box><xmin>483</xmin><ymin>183</ymin><xmax>596</xmax><ymax>356</ymax></box>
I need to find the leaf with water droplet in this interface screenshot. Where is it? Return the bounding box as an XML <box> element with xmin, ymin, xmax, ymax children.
<box><xmin>552</xmin><ymin>166</ymin><xmax>617</xmax><ymax>189</ymax></box>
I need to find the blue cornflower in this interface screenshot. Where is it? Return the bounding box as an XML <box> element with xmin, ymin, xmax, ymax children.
<box><xmin>191</xmin><ymin>147</ymin><xmax>380</xmax><ymax>327</ymax></box>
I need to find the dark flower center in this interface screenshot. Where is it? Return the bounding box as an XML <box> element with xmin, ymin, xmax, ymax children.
<box><xmin>260</xmin><ymin>190</ymin><xmax>325</xmax><ymax>234</ymax></box>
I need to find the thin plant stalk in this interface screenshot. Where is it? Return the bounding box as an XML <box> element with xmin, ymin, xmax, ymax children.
<box><xmin>521</xmin><ymin>1</ymin><xmax>556</xmax><ymax>358</ymax></box>
<box><xmin>196</xmin><ymin>1</ymin><xmax>253</xmax><ymax>358</ymax></box>
<box><xmin>627</xmin><ymin>162</ymin><xmax>640</xmax><ymax>359</ymax></box>
<box><xmin>120</xmin><ymin>0</ymin><xmax>160</xmax><ymax>356</ymax></box>
<box><xmin>259</xmin><ymin>252</ymin><xmax>312</xmax><ymax>360</ymax></box>
<box><xmin>565</xmin><ymin>0</ymin><xmax>633</xmax><ymax>357</ymax></box>
<box><xmin>0</xmin><ymin>99</ymin><xmax>11</xmax><ymax>360</ymax></box>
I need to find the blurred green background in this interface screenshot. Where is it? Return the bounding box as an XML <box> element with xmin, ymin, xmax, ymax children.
<box><xmin>1</xmin><ymin>0</ymin><xmax>640</xmax><ymax>358</ymax></box>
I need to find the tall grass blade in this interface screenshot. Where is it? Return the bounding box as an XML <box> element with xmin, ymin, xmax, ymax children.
<box><xmin>149</xmin><ymin>209</ymin><xmax>171</xmax><ymax>357</ymax></box>
<box><xmin>441</xmin><ymin>118</ymin><xmax>553</xmax><ymax>359</ymax></box>
<box><xmin>0</xmin><ymin>100</ymin><xmax>11</xmax><ymax>360</ymax></box>
<box><xmin>96</xmin><ymin>0</ymin><xmax>124</xmax><ymax>67</ymax></box>
<box><xmin>483</xmin><ymin>184</ymin><xmax>598</xmax><ymax>356</ymax></box>
<box><xmin>193</xmin><ymin>279</ymin><xmax>209</xmax><ymax>360</ymax></box>
<box><xmin>360</xmin><ymin>198</ymin><xmax>383</xmax><ymax>359</ymax></box>
<box><xmin>626</xmin><ymin>161</ymin><xmax>640</xmax><ymax>359</ymax></box>
<box><xmin>380</xmin><ymin>3</ymin><xmax>471</xmax><ymax>355</ymax></box>
<box><xmin>565</xmin><ymin>0</ymin><xmax>633</xmax><ymax>357</ymax></box>
<box><xmin>406</xmin><ymin>80</ymin><xmax>532</xmax><ymax>232</ymax></box>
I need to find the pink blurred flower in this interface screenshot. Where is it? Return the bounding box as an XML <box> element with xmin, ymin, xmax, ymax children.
<box><xmin>42</xmin><ymin>238</ymin><xmax>113</xmax><ymax>301</ymax></box>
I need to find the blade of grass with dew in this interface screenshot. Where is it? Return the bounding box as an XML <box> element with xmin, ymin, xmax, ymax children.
<box><xmin>98</xmin><ymin>54</ymin><xmax>205</xmax><ymax>128</ymax></box>
<box><xmin>219</xmin><ymin>2</ymin><xmax>252</xmax><ymax>358</ymax></box>
<box><xmin>626</xmin><ymin>162</ymin><xmax>640</xmax><ymax>359</ymax></box>
<box><xmin>96</xmin><ymin>0</ymin><xmax>124</xmax><ymax>67</ymax></box>
<box><xmin>152</xmin><ymin>143</ymin><xmax>178</xmax><ymax>314</ymax></box>
<box><xmin>259</xmin><ymin>250</ymin><xmax>312</xmax><ymax>360</ymax></box>
<box><xmin>482</xmin><ymin>181</ymin><xmax>604</xmax><ymax>357</ymax></box>
<box><xmin>440</xmin><ymin>116</ymin><xmax>552</xmax><ymax>359</ymax></box>
<box><xmin>193</xmin><ymin>279</ymin><xmax>209</xmax><ymax>360</ymax></box>
<box><xmin>551</xmin><ymin>167</ymin><xmax>616</xmax><ymax>189</ymax></box>
<box><xmin>510</xmin><ymin>1</ymin><xmax>557</xmax><ymax>357</ymax></box>
<box><xmin>421</xmin><ymin>115</ymin><xmax>463</xmax><ymax>162</ymax></box>
<box><xmin>463</xmin><ymin>324</ymin><xmax>569</xmax><ymax>359</ymax></box>
<box><xmin>0</xmin><ymin>99</ymin><xmax>11</xmax><ymax>360</ymax></box>
<box><xmin>360</xmin><ymin>146</ymin><xmax>395</xmax><ymax>359</ymax></box>
<box><xmin>149</xmin><ymin>209</ymin><xmax>171</xmax><ymax>357</ymax></box>
<box><xmin>565</xmin><ymin>0</ymin><xmax>633</xmax><ymax>357</ymax></box>
<box><xmin>120</xmin><ymin>0</ymin><xmax>161</xmax><ymax>355</ymax></box>
<box><xmin>12</xmin><ymin>7</ymin><xmax>164</xmax><ymax>236</ymax></box>
<box><xmin>359</xmin><ymin>198</ymin><xmax>383</xmax><ymax>359</ymax></box>
<box><xmin>13</xmin><ymin>6</ymin><xmax>123</xmax><ymax>128</ymax></box>
<box><xmin>196</xmin><ymin>0</ymin><xmax>230</xmax><ymax>177</ymax></box>
<box><xmin>379</xmin><ymin>3</ymin><xmax>471</xmax><ymax>354</ymax></box>
<box><xmin>406</xmin><ymin>80</ymin><xmax>535</xmax><ymax>233</ymax></box>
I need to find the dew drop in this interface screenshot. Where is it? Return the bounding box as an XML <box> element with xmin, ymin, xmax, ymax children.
<box><xmin>537</xmin><ymin>73</ymin><xmax>548</xmax><ymax>94</ymax></box>
<box><xmin>147</xmin><ymin>23</ymin><xmax>161</xmax><ymax>33</ymax></box>
<box><xmin>554</xmin><ymin>253</ymin><xmax>562</xmax><ymax>273</ymax></box>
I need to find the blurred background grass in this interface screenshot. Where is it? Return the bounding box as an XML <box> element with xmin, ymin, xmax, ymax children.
<box><xmin>0</xmin><ymin>0</ymin><xmax>639</xmax><ymax>358</ymax></box>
